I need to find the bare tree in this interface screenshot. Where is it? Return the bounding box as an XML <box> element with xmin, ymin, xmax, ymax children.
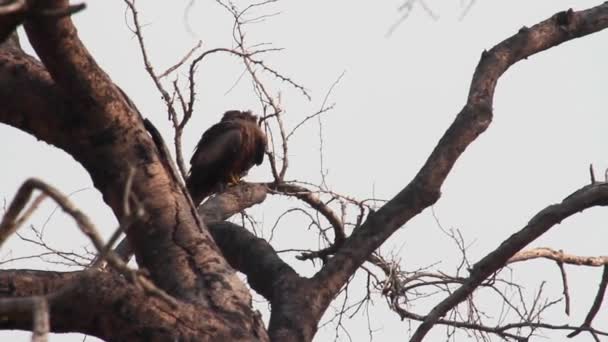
<box><xmin>1</xmin><ymin>1</ymin><xmax>608</xmax><ymax>341</ymax></box>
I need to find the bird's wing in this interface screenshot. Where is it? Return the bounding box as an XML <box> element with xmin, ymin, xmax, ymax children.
<box><xmin>253</xmin><ymin>126</ymin><xmax>266</xmax><ymax>165</ymax></box>
<box><xmin>189</xmin><ymin>121</ymin><xmax>243</xmax><ymax>171</ymax></box>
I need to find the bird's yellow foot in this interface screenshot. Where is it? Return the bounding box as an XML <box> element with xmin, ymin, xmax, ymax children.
<box><xmin>227</xmin><ymin>174</ymin><xmax>241</xmax><ymax>186</ymax></box>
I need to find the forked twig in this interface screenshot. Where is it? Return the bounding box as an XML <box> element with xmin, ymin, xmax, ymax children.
<box><xmin>0</xmin><ymin>178</ymin><xmax>178</xmax><ymax>308</ymax></box>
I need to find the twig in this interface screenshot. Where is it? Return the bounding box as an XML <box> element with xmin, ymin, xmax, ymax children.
<box><xmin>557</xmin><ymin>259</ymin><xmax>570</xmax><ymax>315</ymax></box>
<box><xmin>272</xmin><ymin>183</ymin><xmax>345</xmax><ymax>245</ymax></box>
<box><xmin>567</xmin><ymin>265</ymin><xmax>608</xmax><ymax>338</ymax></box>
<box><xmin>159</xmin><ymin>40</ymin><xmax>202</xmax><ymax>79</ymax></box>
<box><xmin>123</xmin><ymin>0</ymin><xmax>187</xmax><ymax>180</ymax></box>
<box><xmin>285</xmin><ymin>105</ymin><xmax>335</xmax><ymax>141</ymax></box>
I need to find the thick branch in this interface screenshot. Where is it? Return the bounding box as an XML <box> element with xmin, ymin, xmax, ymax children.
<box><xmin>0</xmin><ymin>270</ymin><xmax>109</xmax><ymax>337</ymax></box>
<box><xmin>0</xmin><ymin>269</ymin><xmax>228</xmax><ymax>341</ymax></box>
<box><xmin>206</xmin><ymin>219</ymin><xmax>318</xmax><ymax>341</ymax></box>
<box><xmin>208</xmin><ymin>221</ymin><xmax>300</xmax><ymax>301</ymax></box>
<box><xmin>198</xmin><ymin>183</ymin><xmax>268</xmax><ymax>224</ymax></box>
<box><xmin>310</xmin><ymin>2</ymin><xmax>608</xmax><ymax>328</ymax></box>
<box><xmin>111</xmin><ymin>182</ymin><xmax>268</xmax><ymax>265</ymax></box>
<box><xmin>0</xmin><ymin>0</ymin><xmax>25</xmax><ymax>43</ymax></box>
<box><xmin>0</xmin><ymin>2</ymin><xmax>266</xmax><ymax>339</ymax></box>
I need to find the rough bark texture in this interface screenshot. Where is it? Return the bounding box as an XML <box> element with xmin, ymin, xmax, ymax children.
<box><xmin>0</xmin><ymin>0</ymin><xmax>266</xmax><ymax>340</ymax></box>
<box><xmin>1</xmin><ymin>1</ymin><xmax>608</xmax><ymax>342</ymax></box>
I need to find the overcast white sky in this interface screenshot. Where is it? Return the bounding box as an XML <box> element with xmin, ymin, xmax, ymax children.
<box><xmin>1</xmin><ymin>1</ymin><xmax>608</xmax><ymax>341</ymax></box>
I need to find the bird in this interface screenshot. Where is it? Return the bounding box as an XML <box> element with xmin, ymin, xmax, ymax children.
<box><xmin>186</xmin><ymin>110</ymin><xmax>267</xmax><ymax>205</ymax></box>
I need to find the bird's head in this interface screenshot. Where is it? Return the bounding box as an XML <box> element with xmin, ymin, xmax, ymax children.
<box><xmin>221</xmin><ymin>110</ymin><xmax>258</xmax><ymax>123</ymax></box>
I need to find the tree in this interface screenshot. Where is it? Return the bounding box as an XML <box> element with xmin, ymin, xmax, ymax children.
<box><xmin>0</xmin><ymin>1</ymin><xmax>607</xmax><ymax>341</ymax></box>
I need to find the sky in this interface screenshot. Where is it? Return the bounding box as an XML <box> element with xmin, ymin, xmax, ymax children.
<box><xmin>1</xmin><ymin>0</ymin><xmax>608</xmax><ymax>341</ymax></box>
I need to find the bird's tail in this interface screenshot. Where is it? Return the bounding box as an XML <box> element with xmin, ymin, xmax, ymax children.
<box><xmin>185</xmin><ymin>177</ymin><xmax>214</xmax><ymax>207</ymax></box>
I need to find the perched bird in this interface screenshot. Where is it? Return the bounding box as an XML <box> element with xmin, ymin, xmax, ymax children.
<box><xmin>186</xmin><ymin>110</ymin><xmax>267</xmax><ymax>205</ymax></box>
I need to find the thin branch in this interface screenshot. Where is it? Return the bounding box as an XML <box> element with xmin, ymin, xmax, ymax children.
<box><xmin>159</xmin><ymin>40</ymin><xmax>202</xmax><ymax>79</ymax></box>
<box><xmin>289</xmin><ymin>70</ymin><xmax>344</xmax><ymax>139</ymax></box>
<box><xmin>272</xmin><ymin>183</ymin><xmax>345</xmax><ymax>246</ymax></box>
<box><xmin>123</xmin><ymin>0</ymin><xmax>187</xmax><ymax>179</ymax></box>
<box><xmin>557</xmin><ymin>259</ymin><xmax>570</xmax><ymax>315</ymax></box>
<box><xmin>509</xmin><ymin>247</ymin><xmax>608</xmax><ymax>267</ymax></box>
<box><xmin>567</xmin><ymin>265</ymin><xmax>608</xmax><ymax>338</ymax></box>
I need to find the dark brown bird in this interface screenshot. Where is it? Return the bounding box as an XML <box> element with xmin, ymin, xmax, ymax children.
<box><xmin>186</xmin><ymin>110</ymin><xmax>267</xmax><ymax>205</ymax></box>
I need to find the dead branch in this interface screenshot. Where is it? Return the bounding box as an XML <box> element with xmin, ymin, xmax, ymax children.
<box><xmin>411</xmin><ymin>182</ymin><xmax>608</xmax><ymax>341</ymax></box>
<box><xmin>285</xmin><ymin>71</ymin><xmax>344</xmax><ymax>140</ymax></box>
<box><xmin>509</xmin><ymin>247</ymin><xmax>608</xmax><ymax>267</ymax></box>
<box><xmin>0</xmin><ymin>178</ymin><xmax>178</xmax><ymax>307</ymax></box>
<box><xmin>31</xmin><ymin>296</ymin><xmax>48</xmax><ymax>342</ymax></box>
<box><xmin>567</xmin><ymin>265</ymin><xmax>608</xmax><ymax>338</ymax></box>
<box><xmin>280</xmin><ymin>4</ymin><xmax>608</xmax><ymax>339</ymax></box>
<box><xmin>198</xmin><ymin>182</ymin><xmax>268</xmax><ymax>224</ymax></box>
<box><xmin>0</xmin><ymin>179</ymin><xmax>104</xmax><ymax>250</ymax></box>
<box><xmin>272</xmin><ymin>183</ymin><xmax>345</xmax><ymax>246</ymax></box>
<box><xmin>159</xmin><ymin>40</ymin><xmax>202</xmax><ymax>79</ymax></box>
<box><xmin>0</xmin><ymin>269</ymin><xmax>216</xmax><ymax>340</ymax></box>
<box><xmin>388</xmin><ymin>0</ymin><xmax>438</xmax><ymax>37</ymax></box>
<box><xmin>123</xmin><ymin>0</ymin><xmax>188</xmax><ymax>179</ymax></box>
<box><xmin>208</xmin><ymin>221</ymin><xmax>301</xmax><ymax>301</ymax></box>
<box><xmin>557</xmin><ymin>259</ymin><xmax>571</xmax><ymax>315</ymax></box>
<box><xmin>366</xmin><ymin>249</ymin><xmax>608</xmax><ymax>340</ymax></box>
<box><xmin>0</xmin><ymin>296</ymin><xmax>49</xmax><ymax>342</ymax></box>
<box><xmin>216</xmin><ymin>1</ymin><xmax>311</xmax><ymax>186</ymax></box>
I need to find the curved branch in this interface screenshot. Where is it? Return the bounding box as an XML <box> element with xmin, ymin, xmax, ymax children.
<box><xmin>309</xmin><ymin>2</ymin><xmax>608</xmax><ymax>329</ymax></box>
<box><xmin>0</xmin><ymin>0</ymin><xmax>26</xmax><ymax>43</ymax></box>
<box><xmin>208</xmin><ymin>221</ymin><xmax>300</xmax><ymax>301</ymax></box>
<box><xmin>411</xmin><ymin>182</ymin><xmax>608</xmax><ymax>341</ymax></box>
<box><xmin>272</xmin><ymin>183</ymin><xmax>345</xmax><ymax>244</ymax></box>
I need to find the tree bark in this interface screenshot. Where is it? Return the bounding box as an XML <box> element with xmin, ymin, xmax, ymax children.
<box><xmin>1</xmin><ymin>1</ymin><xmax>608</xmax><ymax>342</ymax></box>
<box><xmin>0</xmin><ymin>0</ymin><xmax>267</xmax><ymax>340</ymax></box>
